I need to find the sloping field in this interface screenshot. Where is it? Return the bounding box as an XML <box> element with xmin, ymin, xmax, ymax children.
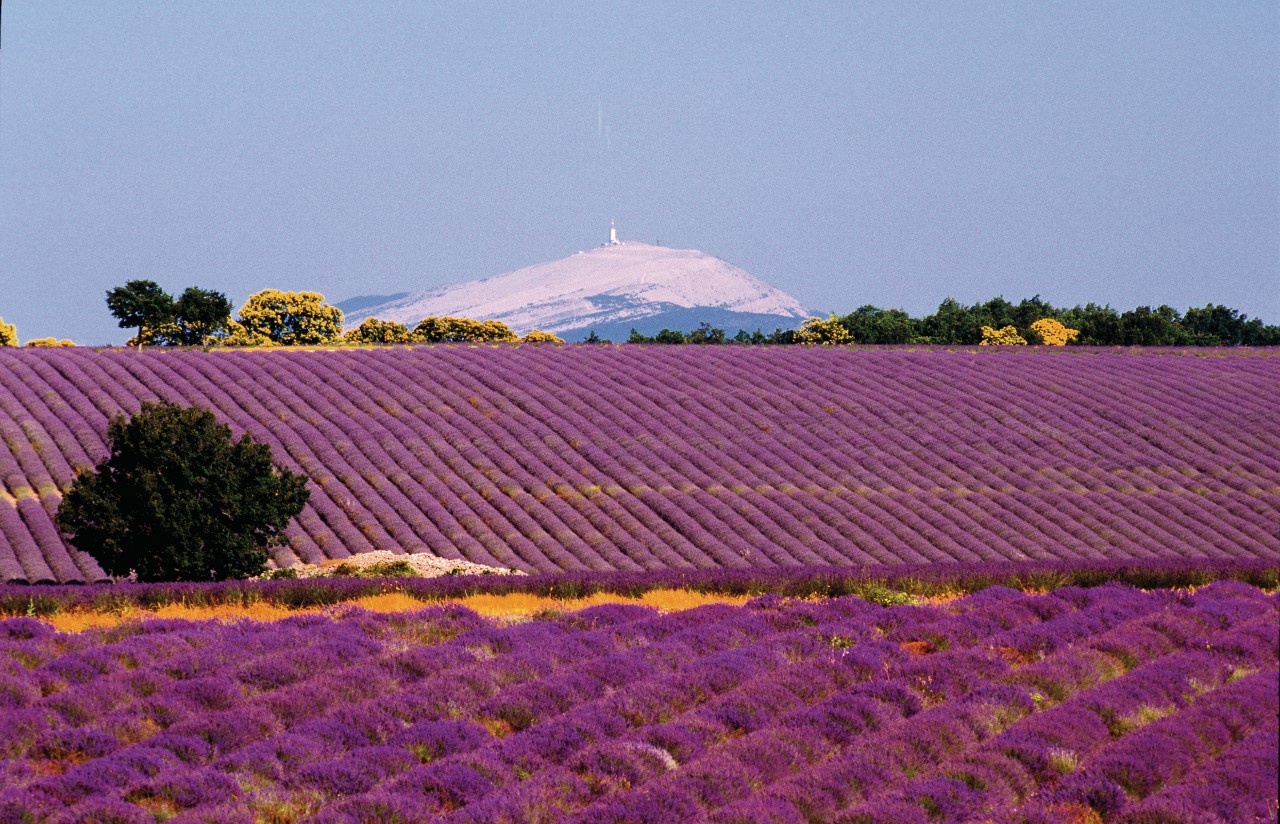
<box><xmin>0</xmin><ymin>347</ymin><xmax>1276</xmax><ymax>583</ymax></box>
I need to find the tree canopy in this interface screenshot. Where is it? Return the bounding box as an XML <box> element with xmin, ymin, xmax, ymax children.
<box><xmin>106</xmin><ymin>280</ymin><xmax>176</xmax><ymax>344</ymax></box>
<box><xmin>612</xmin><ymin>297</ymin><xmax>1279</xmax><ymax>347</ymax></box>
<box><xmin>980</xmin><ymin>325</ymin><xmax>1028</xmax><ymax>346</ymax></box>
<box><xmin>105</xmin><ymin>281</ymin><xmax>233</xmax><ymax>346</ymax></box>
<box><xmin>629</xmin><ymin>327</ymin><xmax>688</xmax><ymax>344</ymax></box>
<box><xmin>794</xmin><ymin>315</ymin><xmax>853</xmax><ymax>345</ymax></box>
<box><xmin>839</xmin><ymin>306</ymin><xmax>916</xmax><ymax>344</ymax></box>
<box><xmin>171</xmin><ymin>287</ymin><xmax>234</xmax><ymax>345</ymax></box>
<box><xmin>521</xmin><ymin>329</ymin><xmax>564</xmax><ymax>343</ymax></box>
<box><xmin>344</xmin><ymin>317</ymin><xmax>414</xmax><ymax>345</ymax></box>
<box><xmin>232</xmin><ymin>290</ymin><xmax>344</xmax><ymax>345</ymax></box>
<box><xmin>0</xmin><ymin>317</ymin><xmax>16</xmax><ymax>347</ymax></box>
<box><xmin>56</xmin><ymin>401</ymin><xmax>309</xmax><ymax>582</ymax></box>
<box><xmin>413</xmin><ymin>316</ymin><xmax>518</xmax><ymax>343</ymax></box>
<box><xmin>94</xmin><ymin>281</ymin><xmax>1275</xmax><ymax>349</ymax></box>
<box><xmin>1029</xmin><ymin>318</ymin><xmax>1079</xmax><ymax>346</ymax></box>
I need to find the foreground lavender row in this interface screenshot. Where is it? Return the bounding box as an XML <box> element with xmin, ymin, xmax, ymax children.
<box><xmin>1</xmin><ymin>582</ymin><xmax>1276</xmax><ymax>822</ymax></box>
<box><xmin>1</xmin><ymin>346</ymin><xmax>1277</xmax><ymax>582</ymax></box>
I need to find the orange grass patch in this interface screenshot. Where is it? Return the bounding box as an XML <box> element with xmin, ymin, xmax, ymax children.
<box><xmin>900</xmin><ymin>640</ymin><xmax>936</xmax><ymax>656</ymax></box>
<box><xmin>455</xmin><ymin>588</ymin><xmax>753</xmax><ymax>619</ymax></box>
<box><xmin>24</xmin><ymin>588</ymin><xmax>753</xmax><ymax>633</ymax></box>
<box><xmin>917</xmin><ymin>590</ymin><xmax>967</xmax><ymax>605</ymax></box>
<box><xmin>42</xmin><ymin>601</ymin><xmax>302</xmax><ymax>633</ymax></box>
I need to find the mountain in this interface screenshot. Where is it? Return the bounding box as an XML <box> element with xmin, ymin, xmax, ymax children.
<box><xmin>337</xmin><ymin>241</ymin><xmax>812</xmax><ymax>340</ymax></box>
<box><xmin>335</xmin><ymin>292</ymin><xmax>410</xmax><ymax>314</ymax></box>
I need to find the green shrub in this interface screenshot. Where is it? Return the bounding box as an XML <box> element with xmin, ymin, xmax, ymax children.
<box><xmin>329</xmin><ymin>559</ymin><xmax>416</xmax><ymax>578</ymax></box>
<box><xmin>56</xmin><ymin>401</ymin><xmax>309</xmax><ymax>582</ymax></box>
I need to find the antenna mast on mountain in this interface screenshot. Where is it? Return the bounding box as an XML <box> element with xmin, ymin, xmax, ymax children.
<box><xmin>609</xmin><ymin>220</ymin><xmax>621</xmax><ymax>245</ymax></box>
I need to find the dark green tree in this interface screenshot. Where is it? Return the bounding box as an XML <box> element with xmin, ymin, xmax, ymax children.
<box><xmin>56</xmin><ymin>402</ymin><xmax>309</xmax><ymax>582</ymax></box>
<box><xmin>106</xmin><ymin>280</ymin><xmax>175</xmax><ymax>345</ymax></box>
<box><xmin>838</xmin><ymin>305</ymin><xmax>918</xmax><ymax>344</ymax></box>
<box><xmin>1010</xmin><ymin>295</ymin><xmax>1055</xmax><ymax>334</ymax></box>
<box><xmin>1119</xmin><ymin>305</ymin><xmax>1188</xmax><ymax>346</ymax></box>
<box><xmin>1246</xmin><ymin>321</ymin><xmax>1280</xmax><ymax>346</ymax></box>
<box><xmin>972</xmin><ymin>296</ymin><xmax>1018</xmax><ymax>335</ymax></box>
<box><xmin>918</xmin><ymin>297</ymin><xmax>982</xmax><ymax>344</ymax></box>
<box><xmin>1061</xmin><ymin>303</ymin><xmax>1123</xmax><ymax>345</ymax></box>
<box><xmin>173</xmin><ymin>287</ymin><xmax>233</xmax><ymax>345</ymax></box>
<box><xmin>1179</xmin><ymin>304</ymin><xmax>1273</xmax><ymax>346</ymax></box>
<box><xmin>685</xmin><ymin>322</ymin><xmax>726</xmax><ymax>344</ymax></box>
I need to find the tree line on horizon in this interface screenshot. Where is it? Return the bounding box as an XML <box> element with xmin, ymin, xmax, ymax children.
<box><xmin>627</xmin><ymin>296</ymin><xmax>1280</xmax><ymax>347</ymax></box>
<box><xmin>0</xmin><ymin>281</ymin><xmax>563</xmax><ymax>348</ymax></box>
<box><xmin>1</xmin><ymin>285</ymin><xmax>1276</xmax><ymax>348</ymax></box>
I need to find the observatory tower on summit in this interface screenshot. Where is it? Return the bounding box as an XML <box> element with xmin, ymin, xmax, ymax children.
<box><xmin>608</xmin><ymin>220</ymin><xmax>622</xmax><ymax>245</ymax></box>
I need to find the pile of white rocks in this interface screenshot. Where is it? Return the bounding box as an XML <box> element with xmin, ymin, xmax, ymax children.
<box><xmin>271</xmin><ymin>550</ymin><xmax>525</xmax><ymax>579</ymax></box>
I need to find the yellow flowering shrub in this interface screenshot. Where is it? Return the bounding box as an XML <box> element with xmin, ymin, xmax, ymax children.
<box><xmin>1030</xmin><ymin>318</ymin><xmax>1080</xmax><ymax>346</ymax></box>
<box><xmin>979</xmin><ymin>325</ymin><xmax>1027</xmax><ymax>346</ymax></box>
<box><xmin>124</xmin><ymin>322</ymin><xmax>181</xmax><ymax>347</ymax></box>
<box><xmin>0</xmin><ymin>317</ymin><xmax>16</xmax><ymax>347</ymax></box>
<box><xmin>414</xmin><ymin>316</ymin><xmax>519</xmax><ymax>343</ymax></box>
<box><xmin>521</xmin><ymin>330</ymin><xmax>564</xmax><ymax>343</ymax></box>
<box><xmin>24</xmin><ymin>338</ymin><xmax>75</xmax><ymax>347</ymax></box>
<box><xmin>344</xmin><ymin>317</ymin><xmax>413</xmax><ymax>344</ymax></box>
<box><xmin>220</xmin><ymin>320</ymin><xmax>276</xmax><ymax>347</ymax></box>
<box><xmin>795</xmin><ymin>314</ymin><xmax>853</xmax><ymax>345</ymax></box>
<box><xmin>235</xmin><ymin>290</ymin><xmax>344</xmax><ymax>345</ymax></box>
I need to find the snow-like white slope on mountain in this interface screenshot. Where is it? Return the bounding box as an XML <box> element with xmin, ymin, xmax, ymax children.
<box><xmin>343</xmin><ymin>242</ymin><xmax>811</xmax><ymax>334</ymax></box>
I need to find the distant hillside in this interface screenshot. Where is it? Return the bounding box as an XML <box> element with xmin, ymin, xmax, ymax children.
<box><xmin>336</xmin><ymin>292</ymin><xmax>410</xmax><ymax>314</ymax></box>
<box><xmin>560</xmin><ymin>306</ymin><xmax>809</xmax><ymax>342</ymax></box>
<box><xmin>339</xmin><ymin>241</ymin><xmax>811</xmax><ymax>338</ymax></box>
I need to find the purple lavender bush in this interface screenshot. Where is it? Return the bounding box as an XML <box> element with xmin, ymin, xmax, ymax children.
<box><xmin>1</xmin><ymin>347</ymin><xmax>1277</xmax><ymax>582</ymax></box>
<box><xmin>0</xmin><ymin>580</ymin><xmax>1275</xmax><ymax>821</ymax></box>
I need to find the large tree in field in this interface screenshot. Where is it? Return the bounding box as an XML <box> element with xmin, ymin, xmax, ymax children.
<box><xmin>106</xmin><ymin>281</ymin><xmax>233</xmax><ymax>346</ymax></box>
<box><xmin>106</xmin><ymin>280</ymin><xmax>175</xmax><ymax>345</ymax></box>
<box><xmin>56</xmin><ymin>401</ymin><xmax>309</xmax><ymax>582</ymax></box>
<box><xmin>838</xmin><ymin>305</ymin><xmax>917</xmax><ymax>344</ymax></box>
<box><xmin>233</xmin><ymin>289</ymin><xmax>344</xmax><ymax>345</ymax></box>
<box><xmin>172</xmin><ymin>287</ymin><xmax>233</xmax><ymax>345</ymax></box>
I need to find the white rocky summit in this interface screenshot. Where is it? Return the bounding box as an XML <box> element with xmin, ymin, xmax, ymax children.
<box><xmin>341</xmin><ymin>230</ymin><xmax>811</xmax><ymax>340</ymax></box>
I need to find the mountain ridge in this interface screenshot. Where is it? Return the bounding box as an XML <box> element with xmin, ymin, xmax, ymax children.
<box><xmin>339</xmin><ymin>241</ymin><xmax>812</xmax><ymax>339</ymax></box>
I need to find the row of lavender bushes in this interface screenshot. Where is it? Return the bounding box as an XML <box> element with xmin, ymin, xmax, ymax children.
<box><xmin>1</xmin><ymin>579</ymin><xmax>1275</xmax><ymax>821</ymax></box>
<box><xmin>2</xmin><ymin>558</ymin><xmax>1276</xmax><ymax>617</ymax></box>
<box><xmin>2</xmin><ymin>346</ymin><xmax>1277</xmax><ymax>582</ymax></box>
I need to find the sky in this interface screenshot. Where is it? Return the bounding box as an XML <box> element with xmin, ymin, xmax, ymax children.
<box><xmin>1</xmin><ymin>1</ymin><xmax>1277</xmax><ymax>345</ymax></box>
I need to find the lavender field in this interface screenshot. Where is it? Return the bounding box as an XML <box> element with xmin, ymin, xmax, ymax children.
<box><xmin>1</xmin><ymin>581</ymin><xmax>1275</xmax><ymax>822</ymax></box>
<box><xmin>1</xmin><ymin>347</ymin><xmax>1277</xmax><ymax>583</ymax></box>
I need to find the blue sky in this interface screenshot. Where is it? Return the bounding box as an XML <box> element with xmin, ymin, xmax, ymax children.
<box><xmin>2</xmin><ymin>1</ymin><xmax>1276</xmax><ymax>344</ymax></box>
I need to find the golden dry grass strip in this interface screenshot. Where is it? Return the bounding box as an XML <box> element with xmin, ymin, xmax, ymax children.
<box><xmin>457</xmin><ymin>588</ymin><xmax>753</xmax><ymax>618</ymax></box>
<box><xmin>21</xmin><ymin>588</ymin><xmax>754</xmax><ymax>633</ymax></box>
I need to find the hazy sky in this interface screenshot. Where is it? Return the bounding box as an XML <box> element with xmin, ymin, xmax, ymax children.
<box><xmin>2</xmin><ymin>1</ymin><xmax>1276</xmax><ymax>345</ymax></box>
